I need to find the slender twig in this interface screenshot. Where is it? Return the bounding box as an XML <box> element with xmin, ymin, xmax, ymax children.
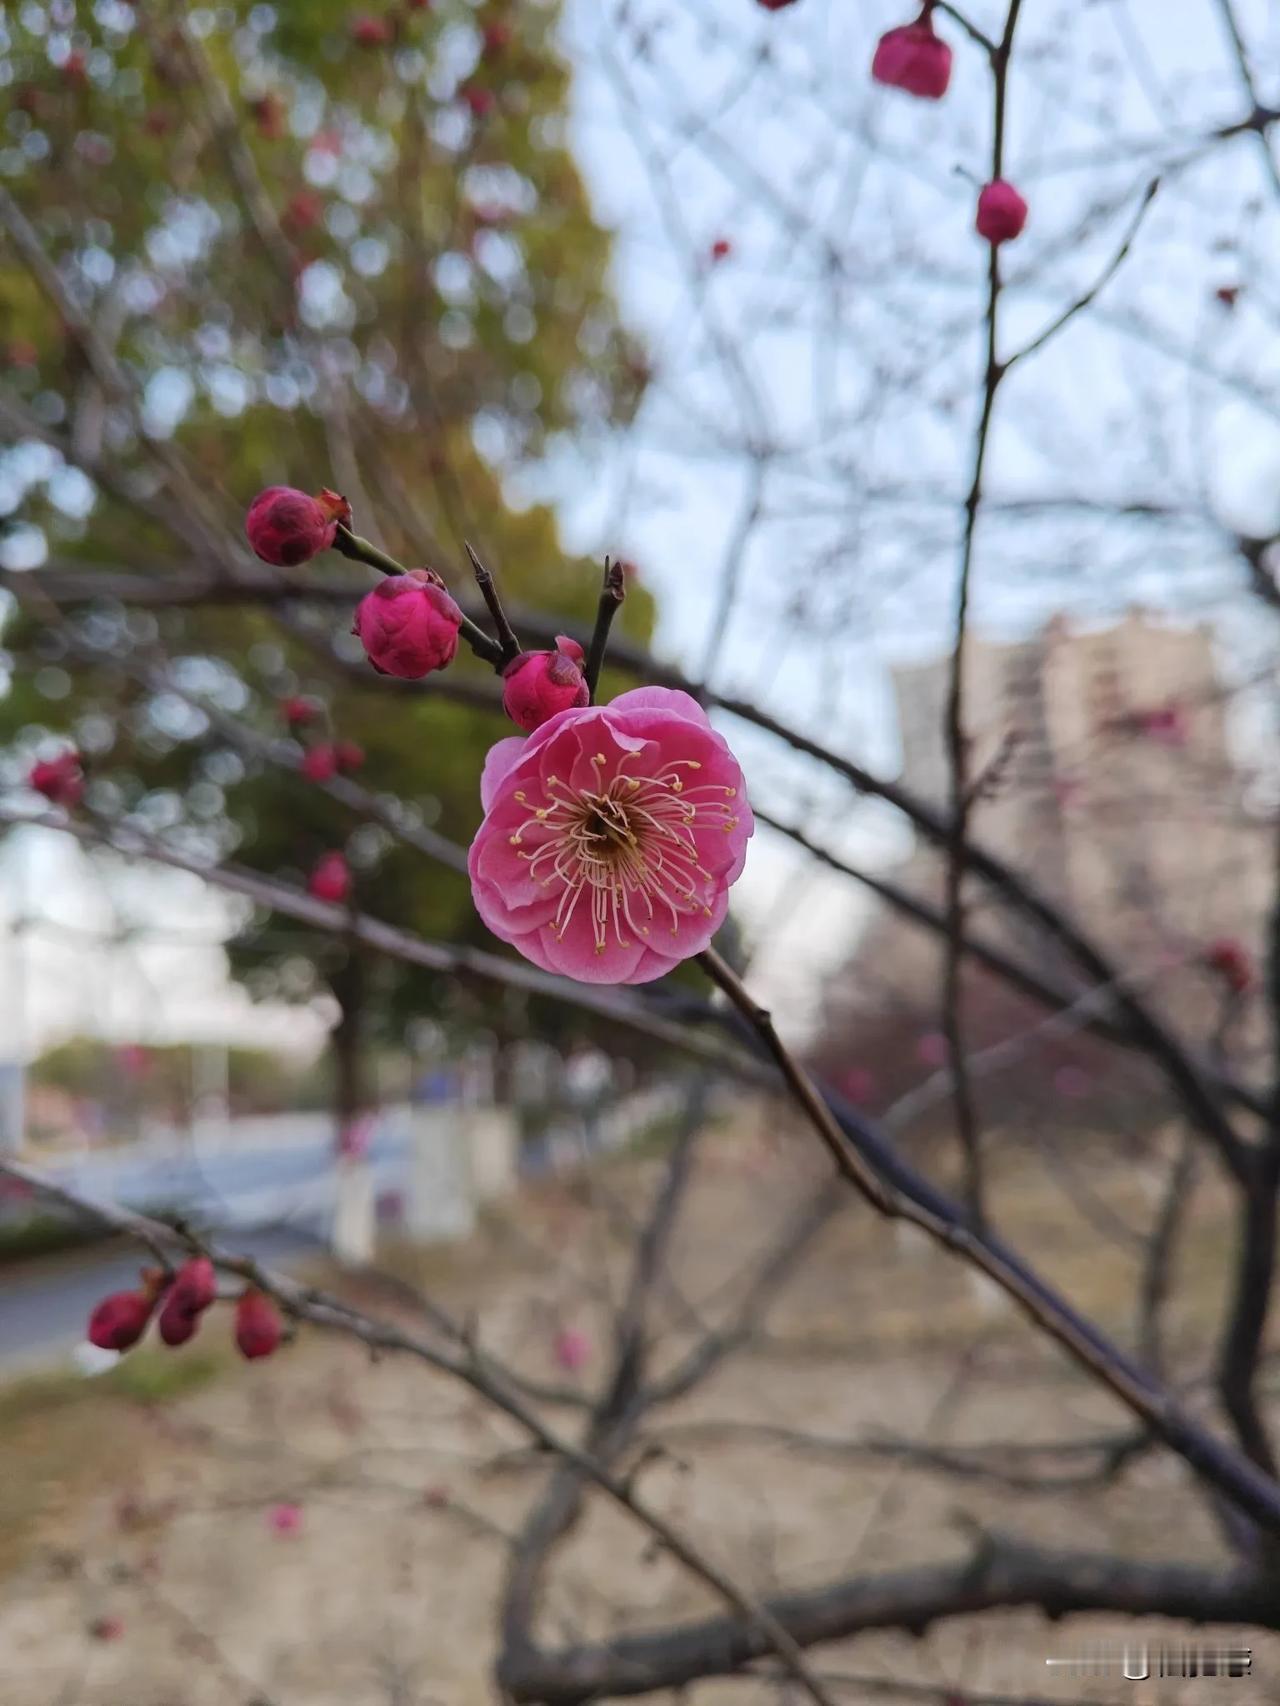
<box><xmin>464</xmin><ymin>540</ymin><xmax>522</xmax><ymax>666</ymax></box>
<box><xmin>695</xmin><ymin>947</ymin><xmax>1280</xmax><ymax>1535</ymax></box>
<box><xmin>1005</xmin><ymin>177</ymin><xmax>1160</xmax><ymax>370</ymax></box>
<box><xmin>941</xmin><ymin>0</ymin><xmax>1025</xmax><ymax>1230</ymax></box>
<box><xmin>583</xmin><ymin>558</ymin><xmax>626</xmax><ymax>701</ymax></box>
<box><xmin>0</xmin><ymin>1158</ymin><xmax>838</xmax><ymax>1706</ymax></box>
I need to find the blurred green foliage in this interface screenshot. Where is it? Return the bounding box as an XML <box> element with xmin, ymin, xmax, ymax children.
<box><xmin>0</xmin><ymin>0</ymin><xmax>656</xmax><ymax>1055</ymax></box>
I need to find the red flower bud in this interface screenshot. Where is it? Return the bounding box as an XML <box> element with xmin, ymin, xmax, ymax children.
<box><xmin>235</xmin><ymin>1290</ymin><xmax>284</xmax><ymax>1360</ymax></box>
<box><xmin>352</xmin><ymin>569</ymin><xmax>462</xmax><ymax>679</ymax></box>
<box><xmin>301</xmin><ymin>742</ymin><xmax>340</xmax><ymax>783</ymax></box>
<box><xmin>462</xmin><ymin>84</ymin><xmax>496</xmax><ymax>118</ymax></box>
<box><xmin>1206</xmin><ymin>937</ymin><xmax>1253</xmax><ymax>994</ymax></box>
<box><xmin>169</xmin><ymin>1256</ymin><xmax>217</xmax><ymax>1314</ymax></box>
<box><xmin>143</xmin><ymin>109</ymin><xmax>172</xmax><ymax>137</ymax></box>
<box><xmin>30</xmin><ymin>749</ymin><xmax>84</xmax><ymax>808</ymax></box>
<box><xmin>334</xmin><ymin>739</ymin><xmax>365</xmax><ymax>772</ymax></box>
<box><xmin>308</xmin><ymin>851</ymin><xmax>351</xmax><ymax>904</ymax></box>
<box><xmin>245</xmin><ymin>486</ymin><xmax>349</xmax><ymax>567</ymax></box>
<box><xmin>756</xmin><ymin>0</ymin><xmax>801</xmax><ymax>8</ymax></box>
<box><xmin>249</xmin><ymin>92</ymin><xmax>287</xmax><ymax>140</ymax></box>
<box><xmin>871</xmin><ymin>10</ymin><xmax>952</xmax><ymax>100</ymax></box>
<box><xmin>63</xmin><ymin>50</ymin><xmax>88</xmax><ymax>85</ymax></box>
<box><xmin>282</xmin><ymin>695</ymin><xmax>321</xmax><ymax>727</ymax></box>
<box><xmin>1215</xmin><ymin>284</ymin><xmax>1240</xmax><ymax>309</ymax></box>
<box><xmin>351</xmin><ymin>14</ymin><xmax>394</xmax><ymax>46</ymax></box>
<box><xmin>502</xmin><ymin>637</ymin><xmax>589</xmax><ymax>732</ymax></box>
<box><xmin>482</xmin><ymin>21</ymin><xmax>512</xmax><ymax>56</ymax></box>
<box><xmin>282</xmin><ymin>191</ymin><xmax>325</xmax><ymax>237</ymax></box>
<box><xmin>157</xmin><ymin>1294</ymin><xmax>202</xmax><ymax>1347</ymax></box>
<box><xmin>89</xmin><ymin>1616</ymin><xmax>125</xmax><ymax>1642</ymax></box>
<box><xmin>975</xmin><ymin>179</ymin><xmax>1028</xmax><ymax>245</ymax></box>
<box><xmin>710</xmin><ymin>238</ymin><xmax>732</xmax><ymax>262</ymax></box>
<box><xmin>87</xmin><ymin>1289</ymin><xmax>155</xmax><ymax>1351</ymax></box>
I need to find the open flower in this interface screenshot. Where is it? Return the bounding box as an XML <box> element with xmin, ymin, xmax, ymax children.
<box><xmin>468</xmin><ymin>687</ymin><xmax>752</xmax><ymax>985</ymax></box>
<box><xmin>502</xmin><ymin>637</ymin><xmax>588</xmax><ymax>732</ymax></box>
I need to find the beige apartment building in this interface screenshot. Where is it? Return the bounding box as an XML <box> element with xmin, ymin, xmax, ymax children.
<box><xmin>836</xmin><ymin>611</ymin><xmax>1273</xmax><ymax>1055</ymax></box>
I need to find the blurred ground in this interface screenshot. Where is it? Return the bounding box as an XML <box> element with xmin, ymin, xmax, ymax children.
<box><xmin>0</xmin><ymin>1105</ymin><xmax>1275</xmax><ymax>1706</ymax></box>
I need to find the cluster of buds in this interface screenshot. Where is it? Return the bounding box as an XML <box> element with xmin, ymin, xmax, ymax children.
<box><xmin>242</xmin><ymin>484</ymin><xmax>754</xmax><ymax>987</ymax></box>
<box><xmin>244</xmin><ymin>486</ymin><xmax>596</xmax><ymax>733</ymax></box>
<box><xmin>87</xmin><ymin>1261</ymin><xmax>284</xmax><ymax>1360</ymax></box>
<box><xmin>866</xmin><ymin>5</ymin><xmax>1029</xmax><ymax>246</ymax></box>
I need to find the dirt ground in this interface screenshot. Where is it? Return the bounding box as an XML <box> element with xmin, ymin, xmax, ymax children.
<box><xmin>1</xmin><ymin>1105</ymin><xmax>1276</xmax><ymax>1706</ymax></box>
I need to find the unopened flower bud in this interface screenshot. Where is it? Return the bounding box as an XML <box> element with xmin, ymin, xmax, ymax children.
<box><xmin>553</xmin><ymin>1327</ymin><xmax>591</xmax><ymax>1373</ymax></box>
<box><xmin>975</xmin><ymin>179</ymin><xmax>1028</xmax><ymax>245</ymax></box>
<box><xmin>351</xmin><ymin>14</ymin><xmax>394</xmax><ymax>46</ymax></box>
<box><xmin>282</xmin><ymin>695</ymin><xmax>321</xmax><ymax>727</ymax></box>
<box><xmin>352</xmin><ymin>569</ymin><xmax>462</xmax><ymax>679</ymax></box>
<box><xmin>301</xmin><ymin>743</ymin><xmax>340</xmax><ymax>783</ymax></box>
<box><xmin>334</xmin><ymin>740</ymin><xmax>365</xmax><ymax>772</ymax></box>
<box><xmin>871</xmin><ymin>8</ymin><xmax>952</xmax><ymax>100</ymax></box>
<box><xmin>30</xmin><ymin>749</ymin><xmax>84</xmax><ymax>808</ymax></box>
<box><xmin>235</xmin><ymin>1290</ymin><xmax>284</xmax><ymax>1360</ymax></box>
<box><xmin>462</xmin><ymin>84</ymin><xmax>496</xmax><ymax>118</ymax></box>
<box><xmin>157</xmin><ymin>1294</ymin><xmax>201</xmax><ymax>1347</ymax></box>
<box><xmin>502</xmin><ymin>637</ymin><xmax>588</xmax><ymax>732</ymax></box>
<box><xmin>87</xmin><ymin>1289</ymin><xmax>155</xmax><ymax>1351</ymax></box>
<box><xmin>1206</xmin><ymin>936</ymin><xmax>1253</xmax><ymax>994</ymax></box>
<box><xmin>169</xmin><ymin>1256</ymin><xmax>217</xmax><ymax>1314</ymax></box>
<box><xmin>245</xmin><ymin>486</ymin><xmax>350</xmax><ymax>567</ymax></box>
<box><xmin>308</xmin><ymin>851</ymin><xmax>351</xmax><ymax>904</ymax></box>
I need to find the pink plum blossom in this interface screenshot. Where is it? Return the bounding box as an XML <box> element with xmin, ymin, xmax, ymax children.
<box><xmin>468</xmin><ymin>687</ymin><xmax>752</xmax><ymax>985</ymax></box>
<box><xmin>268</xmin><ymin>1501</ymin><xmax>304</xmax><ymax>1536</ymax></box>
<box><xmin>916</xmin><ymin>1031</ymin><xmax>949</xmax><ymax>1068</ymax></box>
<box><xmin>554</xmin><ymin>1327</ymin><xmax>591</xmax><ymax>1373</ymax></box>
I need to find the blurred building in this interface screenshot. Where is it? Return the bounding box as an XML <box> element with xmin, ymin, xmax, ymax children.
<box><xmin>891</xmin><ymin>609</ymin><xmax>1267</xmax><ymax>959</ymax></box>
<box><xmin>813</xmin><ymin>612</ymin><xmax>1272</xmax><ymax>1107</ymax></box>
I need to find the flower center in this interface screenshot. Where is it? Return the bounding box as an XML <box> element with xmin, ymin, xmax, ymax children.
<box><xmin>506</xmin><ymin>750</ymin><xmax>741</xmax><ymax>955</ymax></box>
